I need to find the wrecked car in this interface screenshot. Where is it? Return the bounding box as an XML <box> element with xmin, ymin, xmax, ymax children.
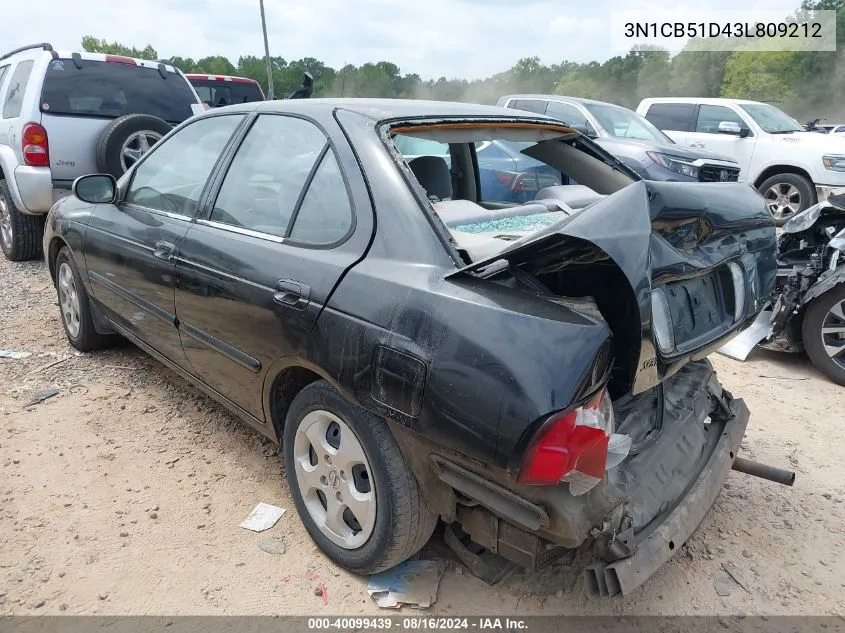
<box><xmin>43</xmin><ymin>99</ymin><xmax>784</xmax><ymax>597</ymax></box>
<box><xmin>720</xmin><ymin>194</ymin><xmax>845</xmax><ymax>385</ymax></box>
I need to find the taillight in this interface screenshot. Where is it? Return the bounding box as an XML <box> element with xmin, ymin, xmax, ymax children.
<box><xmin>517</xmin><ymin>388</ymin><xmax>631</xmax><ymax>495</ymax></box>
<box><xmin>22</xmin><ymin>123</ymin><xmax>49</xmax><ymax>168</ymax></box>
<box><xmin>495</xmin><ymin>170</ymin><xmax>515</xmax><ymax>186</ymax></box>
<box><xmin>511</xmin><ymin>173</ymin><xmax>539</xmax><ymax>193</ymax></box>
<box><xmin>105</xmin><ymin>55</ymin><xmax>136</xmax><ymax>65</ymax></box>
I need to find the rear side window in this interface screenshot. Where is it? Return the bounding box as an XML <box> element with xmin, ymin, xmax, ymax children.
<box><xmin>509</xmin><ymin>99</ymin><xmax>547</xmax><ymax>115</ymax></box>
<box><xmin>2</xmin><ymin>60</ymin><xmax>34</xmax><ymax>119</ymax></box>
<box><xmin>211</xmin><ymin>114</ymin><xmax>328</xmax><ymax>238</ymax></box>
<box><xmin>40</xmin><ymin>59</ymin><xmax>198</xmax><ymax>124</ymax></box>
<box><xmin>643</xmin><ymin>103</ymin><xmax>695</xmax><ymax>132</ymax></box>
<box><xmin>288</xmin><ymin>151</ymin><xmax>353</xmax><ymax>244</ymax></box>
<box><xmin>190</xmin><ymin>79</ymin><xmax>264</xmax><ymax>107</ymax></box>
<box><xmin>0</xmin><ymin>65</ymin><xmax>10</xmax><ymax>95</ymax></box>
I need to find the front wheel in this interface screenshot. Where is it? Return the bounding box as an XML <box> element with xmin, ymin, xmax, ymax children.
<box><xmin>283</xmin><ymin>380</ymin><xmax>437</xmax><ymax>574</ymax></box>
<box><xmin>802</xmin><ymin>284</ymin><xmax>845</xmax><ymax>386</ymax></box>
<box><xmin>757</xmin><ymin>173</ymin><xmax>815</xmax><ymax>226</ymax></box>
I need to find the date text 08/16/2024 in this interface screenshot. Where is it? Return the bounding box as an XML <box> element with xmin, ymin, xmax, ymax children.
<box><xmin>307</xmin><ymin>618</ymin><xmax>528</xmax><ymax>630</ymax></box>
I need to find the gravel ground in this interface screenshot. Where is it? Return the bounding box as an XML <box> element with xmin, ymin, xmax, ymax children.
<box><xmin>1</xmin><ymin>254</ymin><xmax>844</xmax><ymax>615</ymax></box>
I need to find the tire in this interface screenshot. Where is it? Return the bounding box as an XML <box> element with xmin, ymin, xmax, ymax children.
<box><xmin>802</xmin><ymin>284</ymin><xmax>845</xmax><ymax>386</ymax></box>
<box><xmin>283</xmin><ymin>380</ymin><xmax>437</xmax><ymax>574</ymax></box>
<box><xmin>95</xmin><ymin>114</ymin><xmax>172</xmax><ymax>178</ymax></box>
<box><xmin>0</xmin><ymin>179</ymin><xmax>44</xmax><ymax>262</ymax></box>
<box><xmin>54</xmin><ymin>247</ymin><xmax>115</xmax><ymax>352</ymax></box>
<box><xmin>757</xmin><ymin>173</ymin><xmax>815</xmax><ymax>226</ymax></box>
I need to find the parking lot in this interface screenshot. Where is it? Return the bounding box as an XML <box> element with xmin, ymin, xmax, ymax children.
<box><xmin>1</xmin><ymin>253</ymin><xmax>844</xmax><ymax>616</ymax></box>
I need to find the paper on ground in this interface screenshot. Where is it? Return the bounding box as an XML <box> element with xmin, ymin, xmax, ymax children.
<box><xmin>240</xmin><ymin>503</ymin><xmax>286</xmax><ymax>532</ymax></box>
<box><xmin>367</xmin><ymin>560</ymin><xmax>444</xmax><ymax>609</ymax></box>
<box><xmin>0</xmin><ymin>350</ymin><xmax>32</xmax><ymax>359</ymax></box>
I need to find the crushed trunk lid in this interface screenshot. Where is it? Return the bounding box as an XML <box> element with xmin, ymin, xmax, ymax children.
<box><xmin>446</xmin><ymin>180</ymin><xmax>776</xmax><ymax>394</ymax></box>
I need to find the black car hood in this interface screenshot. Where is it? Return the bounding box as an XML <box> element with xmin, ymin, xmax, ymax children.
<box><xmin>446</xmin><ymin>180</ymin><xmax>776</xmax><ymax>394</ymax></box>
<box><xmin>593</xmin><ymin>136</ymin><xmax>737</xmax><ymax>164</ymax></box>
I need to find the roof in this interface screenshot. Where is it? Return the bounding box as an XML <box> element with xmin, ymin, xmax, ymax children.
<box><xmin>501</xmin><ymin>93</ymin><xmax>618</xmax><ymax>108</ymax></box>
<box><xmin>215</xmin><ymin>98</ymin><xmax>550</xmax><ymax>122</ymax></box>
<box><xmin>638</xmin><ymin>97</ymin><xmax>764</xmax><ymax>106</ymax></box>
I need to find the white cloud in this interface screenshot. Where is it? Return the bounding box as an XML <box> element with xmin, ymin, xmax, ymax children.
<box><xmin>2</xmin><ymin>0</ymin><xmax>805</xmax><ymax>79</ymax></box>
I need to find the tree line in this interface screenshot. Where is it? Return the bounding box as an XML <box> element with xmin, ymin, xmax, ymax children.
<box><xmin>81</xmin><ymin>0</ymin><xmax>845</xmax><ymax>122</ymax></box>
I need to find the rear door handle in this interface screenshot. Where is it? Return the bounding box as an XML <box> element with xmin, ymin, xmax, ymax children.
<box><xmin>273</xmin><ymin>279</ymin><xmax>310</xmax><ymax>310</ymax></box>
<box><xmin>689</xmin><ymin>142</ymin><xmax>705</xmax><ymax>149</ymax></box>
<box><xmin>153</xmin><ymin>240</ymin><xmax>176</xmax><ymax>262</ymax></box>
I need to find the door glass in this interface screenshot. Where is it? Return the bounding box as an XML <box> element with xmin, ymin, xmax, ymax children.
<box><xmin>510</xmin><ymin>99</ymin><xmax>547</xmax><ymax>115</ymax></box>
<box><xmin>545</xmin><ymin>101</ymin><xmax>593</xmax><ymax>132</ymax></box>
<box><xmin>0</xmin><ymin>66</ymin><xmax>10</xmax><ymax>96</ymax></box>
<box><xmin>644</xmin><ymin>103</ymin><xmax>695</xmax><ymax>132</ymax></box>
<box><xmin>2</xmin><ymin>60</ymin><xmax>34</xmax><ymax>119</ymax></box>
<box><xmin>210</xmin><ymin>114</ymin><xmax>327</xmax><ymax>237</ymax></box>
<box><xmin>125</xmin><ymin>114</ymin><xmax>244</xmax><ymax>217</ymax></box>
<box><xmin>695</xmin><ymin>105</ymin><xmax>747</xmax><ymax>134</ymax></box>
<box><xmin>288</xmin><ymin>150</ymin><xmax>353</xmax><ymax>245</ymax></box>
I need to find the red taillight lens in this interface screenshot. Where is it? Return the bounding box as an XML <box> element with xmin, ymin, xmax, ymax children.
<box><xmin>512</xmin><ymin>173</ymin><xmax>539</xmax><ymax>193</ymax></box>
<box><xmin>105</xmin><ymin>55</ymin><xmax>136</xmax><ymax>65</ymax></box>
<box><xmin>22</xmin><ymin>123</ymin><xmax>49</xmax><ymax>168</ymax></box>
<box><xmin>495</xmin><ymin>170</ymin><xmax>516</xmax><ymax>186</ymax></box>
<box><xmin>516</xmin><ymin>388</ymin><xmax>614</xmax><ymax>490</ymax></box>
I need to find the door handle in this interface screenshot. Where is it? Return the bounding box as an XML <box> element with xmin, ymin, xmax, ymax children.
<box><xmin>153</xmin><ymin>240</ymin><xmax>176</xmax><ymax>262</ymax></box>
<box><xmin>689</xmin><ymin>142</ymin><xmax>705</xmax><ymax>149</ymax></box>
<box><xmin>273</xmin><ymin>279</ymin><xmax>311</xmax><ymax>310</ymax></box>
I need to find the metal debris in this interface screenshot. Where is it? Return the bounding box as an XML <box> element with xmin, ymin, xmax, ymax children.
<box><xmin>0</xmin><ymin>350</ymin><xmax>32</xmax><ymax>360</ymax></box>
<box><xmin>23</xmin><ymin>388</ymin><xmax>59</xmax><ymax>407</ymax></box>
<box><xmin>367</xmin><ymin>560</ymin><xmax>444</xmax><ymax>609</ymax></box>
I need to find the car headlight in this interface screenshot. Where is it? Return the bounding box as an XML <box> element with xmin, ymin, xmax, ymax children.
<box><xmin>823</xmin><ymin>155</ymin><xmax>845</xmax><ymax>171</ymax></box>
<box><xmin>646</xmin><ymin>152</ymin><xmax>699</xmax><ymax>178</ymax></box>
<box><xmin>782</xmin><ymin>202</ymin><xmax>824</xmax><ymax>233</ymax></box>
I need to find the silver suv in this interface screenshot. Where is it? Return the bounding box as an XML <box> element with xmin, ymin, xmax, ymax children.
<box><xmin>0</xmin><ymin>43</ymin><xmax>203</xmax><ymax>261</ymax></box>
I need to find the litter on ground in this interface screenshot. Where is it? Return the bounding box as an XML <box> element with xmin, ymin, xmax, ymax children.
<box><xmin>239</xmin><ymin>502</ymin><xmax>286</xmax><ymax>532</ymax></box>
<box><xmin>367</xmin><ymin>560</ymin><xmax>444</xmax><ymax>609</ymax></box>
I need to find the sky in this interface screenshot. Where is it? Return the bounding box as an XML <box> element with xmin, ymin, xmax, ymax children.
<box><xmin>1</xmin><ymin>0</ymin><xmax>806</xmax><ymax>79</ymax></box>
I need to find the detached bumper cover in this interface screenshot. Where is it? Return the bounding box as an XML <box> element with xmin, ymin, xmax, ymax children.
<box><xmin>585</xmin><ymin>395</ymin><xmax>749</xmax><ymax>597</ymax></box>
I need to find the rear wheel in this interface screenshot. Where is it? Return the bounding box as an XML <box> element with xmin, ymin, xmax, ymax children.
<box><xmin>283</xmin><ymin>380</ymin><xmax>437</xmax><ymax>574</ymax></box>
<box><xmin>802</xmin><ymin>284</ymin><xmax>845</xmax><ymax>385</ymax></box>
<box><xmin>757</xmin><ymin>173</ymin><xmax>815</xmax><ymax>226</ymax></box>
<box><xmin>0</xmin><ymin>179</ymin><xmax>44</xmax><ymax>262</ymax></box>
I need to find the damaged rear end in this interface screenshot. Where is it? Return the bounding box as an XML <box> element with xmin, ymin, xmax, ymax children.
<box><xmin>444</xmin><ymin>179</ymin><xmax>778</xmax><ymax>596</ymax></box>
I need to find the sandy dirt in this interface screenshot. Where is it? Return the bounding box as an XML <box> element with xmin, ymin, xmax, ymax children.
<box><xmin>1</xmin><ymin>254</ymin><xmax>843</xmax><ymax>616</ymax></box>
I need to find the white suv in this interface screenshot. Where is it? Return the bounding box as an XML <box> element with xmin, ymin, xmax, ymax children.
<box><xmin>637</xmin><ymin>97</ymin><xmax>845</xmax><ymax>225</ymax></box>
<box><xmin>0</xmin><ymin>43</ymin><xmax>203</xmax><ymax>261</ymax></box>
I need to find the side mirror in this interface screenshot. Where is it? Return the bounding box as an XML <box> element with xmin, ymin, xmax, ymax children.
<box><xmin>73</xmin><ymin>174</ymin><xmax>117</xmax><ymax>204</ymax></box>
<box><xmin>718</xmin><ymin>121</ymin><xmax>746</xmax><ymax>137</ymax></box>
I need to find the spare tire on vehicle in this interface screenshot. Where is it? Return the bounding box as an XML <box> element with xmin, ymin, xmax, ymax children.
<box><xmin>95</xmin><ymin>114</ymin><xmax>172</xmax><ymax>178</ymax></box>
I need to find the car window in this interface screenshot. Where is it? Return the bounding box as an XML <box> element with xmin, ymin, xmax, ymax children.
<box><xmin>643</xmin><ymin>103</ymin><xmax>695</xmax><ymax>132</ymax></box>
<box><xmin>477</xmin><ymin>140</ymin><xmax>562</xmax><ymax>204</ymax></box>
<box><xmin>125</xmin><ymin>114</ymin><xmax>244</xmax><ymax>217</ymax></box>
<box><xmin>0</xmin><ymin>65</ymin><xmax>10</xmax><ymax>95</ymax></box>
<box><xmin>695</xmin><ymin>105</ymin><xmax>747</xmax><ymax>134</ymax></box>
<box><xmin>40</xmin><ymin>59</ymin><xmax>198</xmax><ymax>124</ymax></box>
<box><xmin>288</xmin><ymin>150</ymin><xmax>352</xmax><ymax>244</ymax></box>
<box><xmin>739</xmin><ymin>103</ymin><xmax>804</xmax><ymax>133</ymax></box>
<box><xmin>509</xmin><ymin>99</ymin><xmax>547</xmax><ymax>115</ymax></box>
<box><xmin>584</xmin><ymin>103</ymin><xmax>672</xmax><ymax>143</ymax></box>
<box><xmin>393</xmin><ymin>135</ymin><xmax>451</xmax><ymax>167</ymax></box>
<box><xmin>210</xmin><ymin>114</ymin><xmax>327</xmax><ymax>238</ymax></box>
<box><xmin>2</xmin><ymin>60</ymin><xmax>34</xmax><ymax>119</ymax></box>
<box><xmin>545</xmin><ymin>101</ymin><xmax>592</xmax><ymax>132</ymax></box>
<box><xmin>189</xmin><ymin>79</ymin><xmax>264</xmax><ymax>107</ymax></box>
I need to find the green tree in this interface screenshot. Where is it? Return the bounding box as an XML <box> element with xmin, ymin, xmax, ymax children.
<box><xmin>81</xmin><ymin>36</ymin><xmax>158</xmax><ymax>60</ymax></box>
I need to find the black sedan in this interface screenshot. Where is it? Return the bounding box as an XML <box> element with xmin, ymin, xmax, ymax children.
<box><xmin>44</xmin><ymin>99</ymin><xmax>778</xmax><ymax>596</ymax></box>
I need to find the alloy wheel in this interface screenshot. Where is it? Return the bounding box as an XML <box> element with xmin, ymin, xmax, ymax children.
<box><xmin>58</xmin><ymin>262</ymin><xmax>81</xmax><ymax>338</ymax></box>
<box><xmin>821</xmin><ymin>297</ymin><xmax>845</xmax><ymax>370</ymax></box>
<box><xmin>293</xmin><ymin>409</ymin><xmax>377</xmax><ymax>549</ymax></box>
<box><xmin>0</xmin><ymin>192</ymin><xmax>12</xmax><ymax>251</ymax></box>
<box><xmin>120</xmin><ymin>130</ymin><xmax>163</xmax><ymax>172</ymax></box>
<box><xmin>763</xmin><ymin>183</ymin><xmax>802</xmax><ymax>221</ymax></box>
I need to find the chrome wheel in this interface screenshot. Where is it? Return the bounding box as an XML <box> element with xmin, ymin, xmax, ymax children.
<box><xmin>763</xmin><ymin>183</ymin><xmax>802</xmax><ymax>221</ymax></box>
<box><xmin>119</xmin><ymin>130</ymin><xmax>163</xmax><ymax>172</ymax></box>
<box><xmin>821</xmin><ymin>297</ymin><xmax>845</xmax><ymax>369</ymax></box>
<box><xmin>0</xmin><ymin>192</ymin><xmax>12</xmax><ymax>251</ymax></box>
<box><xmin>293</xmin><ymin>409</ymin><xmax>376</xmax><ymax>549</ymax></box>
<box><xmin>57</xmin><ymin>262</ymin><xmax>81</xmax><ymax>338</ymax></box>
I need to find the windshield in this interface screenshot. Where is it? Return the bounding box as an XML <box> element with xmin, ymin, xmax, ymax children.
<box><xmin>584</xmin><ymin>103</ymin><xmax>673</xmax><ymax>143</ymax></box>
<box><xmin>740</xmin><ymin>104</ymin><xmax>804</xmax><ymax>133</ymax></box>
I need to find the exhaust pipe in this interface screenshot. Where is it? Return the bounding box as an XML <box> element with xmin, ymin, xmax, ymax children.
<box><xmin>731</xmin><ymin>457</ymin><xmax>795</xmax><ymax>486</ymax></box>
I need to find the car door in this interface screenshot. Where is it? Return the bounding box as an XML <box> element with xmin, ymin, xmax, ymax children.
<box><xmin>174</xmin><ymin>113</ymin><xmax>369</xmax><ymax>420</ymax></box>
<box><xmin>640</xmin><ymin>102</ymin><xmax>696</xmax><ymax>145</ymax></box>
<box><xmin>84</xmin><ymin>113</ymin><xmax>245</xmax><ymax>365</ymax></box>
<box><xmin>684</xmin><ymin>104</ymin><xmax>757</xmax><ymax>181</ymax></box>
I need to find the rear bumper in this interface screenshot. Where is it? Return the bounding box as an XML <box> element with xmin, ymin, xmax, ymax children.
<box><xmin>10</xmin><ymin>166</ymin><xmax>54</xmax><ymax>215</ymax></box>
<box><xmin>586</xmin><ymin>395</ymin><xmax>749</xmax><ymax>597</ymax></box>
